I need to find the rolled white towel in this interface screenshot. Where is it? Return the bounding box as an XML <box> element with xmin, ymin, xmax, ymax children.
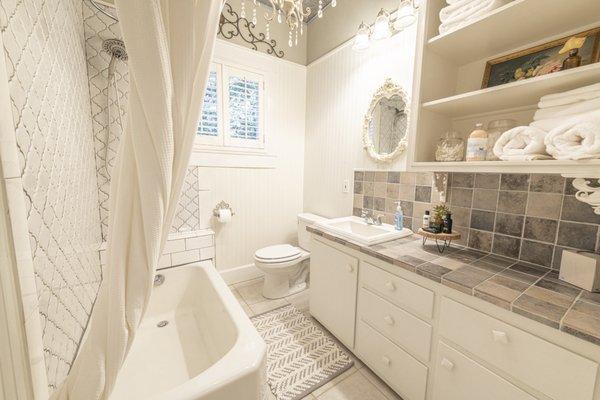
<box><xmin>439</xmin><ymin>0</ymin><xmax>507</xmax><ymax>34</ymax></box>
<box><xmin>493</xmin><ymin>126</ymin><xmax>549</xmax><ymax>160</ymax></box>
<box><xmin>530</xmin><ymin>117</ymin><xmax>566</xmax><ymax>132</ymax></box>
<box><xmin>439</xmin><ymin>0</ymin><xmax>482</xmax><ymax>23</ymax></box>
<box><xmin>545</xmin><ymin>111</ymin><xmax>600</xmax><ymax>160</ymax></box>
<box><xmin>534</xmin><ymin>97</ymin><xmax>600</xmax><ymax>121</ymax></box>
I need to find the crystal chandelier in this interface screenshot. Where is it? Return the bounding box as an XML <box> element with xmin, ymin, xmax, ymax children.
<box><xmin>240</xmin><ymin>0</ymin><xmax>338</xmax><ymax>47</ymax></box>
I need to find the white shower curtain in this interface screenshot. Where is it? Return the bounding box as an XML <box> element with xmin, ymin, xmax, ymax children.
<box><xmin>51</xmin><ymin>1</ymin><xmax>222</xmax><ymax>399</ymax></box>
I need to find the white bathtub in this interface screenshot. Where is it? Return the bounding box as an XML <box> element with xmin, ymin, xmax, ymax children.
<box><xmin>111</xmin><ymin>261</ymin><xmax>266</xmax><ymax>400</ymax></box>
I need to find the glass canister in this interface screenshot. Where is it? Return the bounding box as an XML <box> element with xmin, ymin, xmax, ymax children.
<box><xmin>435</xmin><ymin>131</ymin><xmax>465</xmax><ymax>162</ymax></box>
<box><xmin>486</xmin><ymin>119</ymin><xmax>517</xmax><ymax>161</ymax></box>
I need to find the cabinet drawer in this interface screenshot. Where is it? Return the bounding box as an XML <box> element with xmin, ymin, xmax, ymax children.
<box><xmin>356</xmin><ymin>320</ymin><xmax>428</xmax><ymax>400</ymax></box>
<box><xmin>361</xmin><ymin>261</ymin><xmax>434</xmax><ymax>319</ymax></box>
<box><xmin>440</xmin><ymin>297</ymin><xmax>598</xmax><ymax>400</ymax></box>
<box><xmin>358</xmin><ymin>288</ymin><xmax>432</xmax><ymax>361</ymax></box>
<box><xmin>433</xmin><ymin>342</ymin><xmax>536</xmax><ymax>400</ymax></box>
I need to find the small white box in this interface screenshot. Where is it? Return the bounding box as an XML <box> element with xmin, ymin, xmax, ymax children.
<box><xmin>559</xmin><ymin>250</ymin><xmax>600</xmax><ymax>292</ymax></box>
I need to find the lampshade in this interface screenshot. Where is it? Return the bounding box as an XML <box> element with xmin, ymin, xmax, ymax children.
<box><xmin>353</xmin><ymin>22</ymin><xmax>371</xmax><ymax>51</ymax></box>
<box><xmin>372</xmin><ymin>9</ymin><xmax>392</xmax><ymax>40</ymax></box>
<box><xmin>394</xmin><ymin>0</ymin><xmax>417</xmax><ymax>30</ymax></box>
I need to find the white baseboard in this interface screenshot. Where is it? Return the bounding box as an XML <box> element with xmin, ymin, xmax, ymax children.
<box><xmin>219</xmin><ymin>263</ymin><xmax>264</xmax><ymax>285</ymax></box>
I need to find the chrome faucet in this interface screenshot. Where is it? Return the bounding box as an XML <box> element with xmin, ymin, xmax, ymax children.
<box><xmin>361</xmin><ymin>209</ymin><xmax>384</xmax><ymax>226</ymax></box>
<box><xmin>361</xmin><ymin>209</ymin><xmax>374</xmax><ymax>225</ymax></box>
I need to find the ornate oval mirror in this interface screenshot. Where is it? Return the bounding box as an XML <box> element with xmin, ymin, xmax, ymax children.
<box><xmin>363</xmin><ymin>79</ymin><xmax>410</xmax><ymax>162</ymax></box>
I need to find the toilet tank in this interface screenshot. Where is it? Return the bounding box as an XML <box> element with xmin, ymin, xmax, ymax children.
<box><xmin>297</xmin><ymin>213</ymin><xmax>326</xmax><ymax>251</ymax></box>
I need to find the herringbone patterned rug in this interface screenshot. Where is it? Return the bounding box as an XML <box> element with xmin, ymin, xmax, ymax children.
<box><xmin>252</xmin><ymin>304</ymin><xmax>354</xmax><ymax>400</ymax></box>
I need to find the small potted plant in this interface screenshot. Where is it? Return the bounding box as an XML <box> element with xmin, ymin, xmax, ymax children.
<box><xmin>431</xmin><ymin>204</ymin><xmax>449</xmax><ymax>233</ymax></box>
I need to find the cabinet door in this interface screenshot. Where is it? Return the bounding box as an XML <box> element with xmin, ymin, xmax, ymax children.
<box><xmin>309</xmin><ymin>239</ymin><xmax>358</xmax><ymax>348</ymax></box>
<box><xmin>433</xmin><ymin>342</ymin><xmax>536</xmax><ymax>400</ymax></box>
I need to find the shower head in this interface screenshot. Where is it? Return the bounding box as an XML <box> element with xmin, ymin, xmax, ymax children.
<box><xmin>102</xmin><ymin>39</ymin><xmax>128</xmax><ymax>62</ymax></box>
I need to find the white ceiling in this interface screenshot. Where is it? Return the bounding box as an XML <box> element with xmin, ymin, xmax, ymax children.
<box><xmin>256</xmin><ymin>0</ymin><xmax>334</xmax><ymax>23</ymax></box>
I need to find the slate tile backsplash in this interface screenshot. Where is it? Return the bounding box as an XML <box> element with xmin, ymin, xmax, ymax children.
<box><xmin>354</xmin><ymin>171</ymin><xmax>600</xmax><ymax>270</ymax></box>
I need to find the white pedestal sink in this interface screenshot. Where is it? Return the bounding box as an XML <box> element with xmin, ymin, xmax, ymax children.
<box><xmin>315</xmin><ymin>216</ymin><xmax>413</xmax><ymax>246</ymax></box>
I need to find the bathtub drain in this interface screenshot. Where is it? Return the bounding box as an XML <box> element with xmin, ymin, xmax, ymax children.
<box><xmin>157</xmin><ymin>320</ymin><xmax>169</xmax><ymax>328</ymax></box>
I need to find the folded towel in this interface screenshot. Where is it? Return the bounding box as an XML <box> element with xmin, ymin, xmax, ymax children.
<box><xmin>439</xmin><ymin>0</ymin><xmax>482</xmax><ymax>23</ymax></box>
<box><xmin>439</xmin><ymin>0</ymin><xmax>507</xmax><ymax>34</ymax></box>
<box><xmin>539</xmin><ymin>82</ymin><xmax>600</xmax><ymax>105</ymax></box>
<box><xmin>538</xmin><ymin>89</ymin><xmax>600</xmax><ymax>109</ymax></box>
<box><xmin>545</xmin><ymin>110</ymin><xmax>600</xmax><ymax>160</ymax></box>
<box><xmin>493</xmin><ymin>126</ymin><xmax>549</xmax><ymax>160</ymax></box>
<box><xmin>534</xmin><ymin>97</ymin><xmax>600</xmax><ymax>121</ymax></box>
<box><xmin>501</xmin><ymin>154</ymin><xmax>553</xmax><ymax>161</ymax></box>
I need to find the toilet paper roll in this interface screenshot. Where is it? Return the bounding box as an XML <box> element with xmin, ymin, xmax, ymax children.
<box><xmin>217</xmin><ymin>208</ymin><xmax>232</xmax><ymax>223</ymax></box>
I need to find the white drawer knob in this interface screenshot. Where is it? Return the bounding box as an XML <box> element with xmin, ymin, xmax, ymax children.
<box><xmin>347</xmin><ymin>264</ymin><xmax>354</xmax><ymax>273</ymax></box>
<box><xmin>441</xmin><ymin>358</ymin><xmax>454</xmax><ymax>371</ymax></box>
<box><xmin>383</xmin><ymin>315</ymin><xmax>395</xmax><ymax>326</ymax></box>
<box><xmin>381</xmin><ymin>356</ymin><xmax>391</xmax><ymax>366</ymax></box>
<box><xmin>385</xmin><ymin>281</ymin><xmax>396</xmax><ymax>292</ymax></box>
<box><xmin>492</xmin><ymin>330</ymin><xmax>509</xmax><ymax>344</ymax></box>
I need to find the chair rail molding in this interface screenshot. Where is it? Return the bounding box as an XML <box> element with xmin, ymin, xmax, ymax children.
<box><xmin>572</xmin><ymin>178</ymin><xmax>600</xmax><ymax>215</ymax></box>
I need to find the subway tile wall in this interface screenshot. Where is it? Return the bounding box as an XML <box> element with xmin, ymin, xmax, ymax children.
<box><xmin>354</xmin><ymin>171</ymin><xmax>600</xmax><ymax>270</ymax></box>
<box><xmin>99</xmin><ymin>230</ymin><xmax>215</xmax><ymax>269</ymax></box>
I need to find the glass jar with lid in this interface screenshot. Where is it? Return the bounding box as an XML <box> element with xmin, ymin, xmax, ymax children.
<box><xmin>486</xmin><ymin>119</ymin><xmax>517</xmax><ymax>161</ymax></box>
<box><xmin>435</xmin><ymin>131</ymin><xmax>465</xmax><ymax>162</ymax></box>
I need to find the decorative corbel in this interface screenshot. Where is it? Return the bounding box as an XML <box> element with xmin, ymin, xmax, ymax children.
<box><xmin>572</xmin><ymin>178</ymin><xmax>600</xmax><ymax>215</ymax></box>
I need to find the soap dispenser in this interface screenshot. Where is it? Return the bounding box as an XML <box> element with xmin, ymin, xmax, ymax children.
<box><xmin>394</xmin><ymin>202</ymin><xmax>404</xmax><ymax>231</ymax></box>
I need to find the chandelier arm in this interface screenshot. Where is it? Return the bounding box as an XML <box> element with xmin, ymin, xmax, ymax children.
<box><xmin>263</xmin><ymin>0</ymin><xmax>277</xmax><ymax>21</ymax></box>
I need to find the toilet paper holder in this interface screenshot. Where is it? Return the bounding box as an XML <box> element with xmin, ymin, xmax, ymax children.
<box><xmin>212</xmin><ymin>200</ymin><xmax>235</xmax><ymax>217</ymax></box>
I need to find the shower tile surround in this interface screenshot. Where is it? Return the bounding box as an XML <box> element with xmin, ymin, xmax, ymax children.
<box><xmin>354</xmin><ymin>171</ymin><xmax>600</xmax><ymax>270</ymax></box>
<box><xmin>82</xmin><ymin>2</ymin><xmax>202</xmax><ymax>238</ymax></box>
<box><xmin>1</xmin><ymin>0</ymin><xmax>103</xmax><ymax>390</ymax></box>
<box><xmin>0</xmin><ymin>0</ymin><xmax>207</xmax><ymax>392</ymax></box>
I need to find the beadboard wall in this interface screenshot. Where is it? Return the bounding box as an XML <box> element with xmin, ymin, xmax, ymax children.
<box><xmin>303</xmin><ymin>23</ymin><xmax>418</xmax><ymax>219</ymax></box>
<box><xmin>0</xmin><ymin>0</ymin><xmax>102</xmax><ymax>394</ymax></box>
<box><xmin>195</xmin><ymin>41</ymin><xmax>306</xmax><ymax>274</ymax></box>
<box><xmin>83</xmin><ymin>2</ymin><xmax>306</xmax><ymax>275</ymax></box>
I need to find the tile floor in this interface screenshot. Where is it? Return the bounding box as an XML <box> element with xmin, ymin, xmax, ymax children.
<box><xmin>229</xmin><ymin>278</ymin><xmax>403</xmax><ymax>400</ymax></box>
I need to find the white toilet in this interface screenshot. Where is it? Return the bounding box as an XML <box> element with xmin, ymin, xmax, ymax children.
<box><xmin>254</xmin><ymin>213</ymin><xmax>325</xmax><ymax>299</ymax></box>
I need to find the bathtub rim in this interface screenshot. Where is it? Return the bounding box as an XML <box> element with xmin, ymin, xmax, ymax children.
<box><xmin>148</xmin><ymin>260</ymin><xmax>266</xmax><ymax>400</ymax></box>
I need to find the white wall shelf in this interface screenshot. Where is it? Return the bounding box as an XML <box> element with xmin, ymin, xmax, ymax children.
<box><xmin>408</xmin><ymin>0</ymin><xmax>600</xmax><ymax>183</ymax></box>
<box><xmin>428</xmin><ymin>0</ymin><xmax>600</xmax><ymax>64</ymax></box>
<box><xmin>411</xmin><ymin>160</ymin><xmax>600</xmax><ymax>177</ymax></box>
<box><xmin>422</xmin><ymin>63</ymin><xmax>600</xmax><ymax>118</ymax></box>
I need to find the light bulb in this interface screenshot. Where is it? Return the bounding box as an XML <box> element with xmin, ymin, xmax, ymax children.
<box><xmin>352</xmin><ymin>22</ymin><xmax>371</xmax><ymax>52</ymax></box>
<box><xmin>372</xmin><ymin>9</ymin><xmax>392</xmax><ymax>40</ymax></box>
<box><xmin>332</xmin><ymin>0</ymin><xmax>337</xmax><ymax>6</ymax></box>
<box><xmin>394</xmin><ymin>0</ymin><xmax>416</xmax><ymax>30</ymax></box>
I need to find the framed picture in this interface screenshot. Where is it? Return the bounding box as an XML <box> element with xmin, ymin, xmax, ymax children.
<box><xmin>482</xmin><ymin>27</ymin><xmax>600</xmax><ymax>89</ymax></box>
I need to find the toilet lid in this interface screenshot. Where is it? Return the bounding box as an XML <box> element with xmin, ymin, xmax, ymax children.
<box><xmin>255</xmin><ymin>244</ymin><xmax>301</xmax><ymax>263</ymax></box>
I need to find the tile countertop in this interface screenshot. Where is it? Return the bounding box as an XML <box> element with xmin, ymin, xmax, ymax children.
<box><xmin>307</xmin><ymin>225</ymin><xmax>600</xmax><ymax>346</ymax></box>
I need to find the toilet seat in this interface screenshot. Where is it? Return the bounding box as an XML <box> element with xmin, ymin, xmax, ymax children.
<box><xmin>254</xmin><ymin>244</ymin><xmax>302</xmax><ymax>264</ymax></box>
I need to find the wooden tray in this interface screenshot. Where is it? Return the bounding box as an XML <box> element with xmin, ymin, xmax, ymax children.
<box><xmin>417</xmin><ymin>229</ymin><xmax>461</xmax><ymax>253</ymax></box>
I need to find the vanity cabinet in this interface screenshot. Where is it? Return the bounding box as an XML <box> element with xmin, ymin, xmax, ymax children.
<box><xmin>309</xmin><ymin>239</ymin><xmax>358</xmax><ymax>349</ymax></box>
<box><xmin>309</xmin><ymin>234</ymin><xmax>600</xmax><ymax>400</ymax></box>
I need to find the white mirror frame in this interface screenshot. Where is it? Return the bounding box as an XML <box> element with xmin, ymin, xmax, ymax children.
<box><xmin>362</xmin><ymin>78</ymin><xmax>410</xmax><ymax>163</ymax></box>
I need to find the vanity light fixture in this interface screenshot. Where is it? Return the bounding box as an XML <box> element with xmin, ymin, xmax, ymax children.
<box><xmin>394</xmin><ymin>0</ymin><xmax>419</xmax><ymax>30</ymax></box>
<box><xmin>352</xmin><ymin>0</ymin><xmax>420</xmax><ymax>52</ymax></box>
<box><xmin>372</xmin><ymin>9</ymin><xmax>393</xmax><ymax>40</ymax></box>
<box><xmin>352</xmin><ymin>22</ymin><xmax>371</xmax><ymax>51</ymax></box>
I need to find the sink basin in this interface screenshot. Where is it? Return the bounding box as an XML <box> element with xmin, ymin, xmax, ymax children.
<box><xmin>315</xmin><ymin>216</ymin><xmax>413</xmax><ymax>246</ymax></box>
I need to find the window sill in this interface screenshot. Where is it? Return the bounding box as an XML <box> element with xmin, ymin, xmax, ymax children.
<box><xmin>190</xmin><ymin>145</ymin><xmax>277</xmax><ymax>169</ymax></box>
